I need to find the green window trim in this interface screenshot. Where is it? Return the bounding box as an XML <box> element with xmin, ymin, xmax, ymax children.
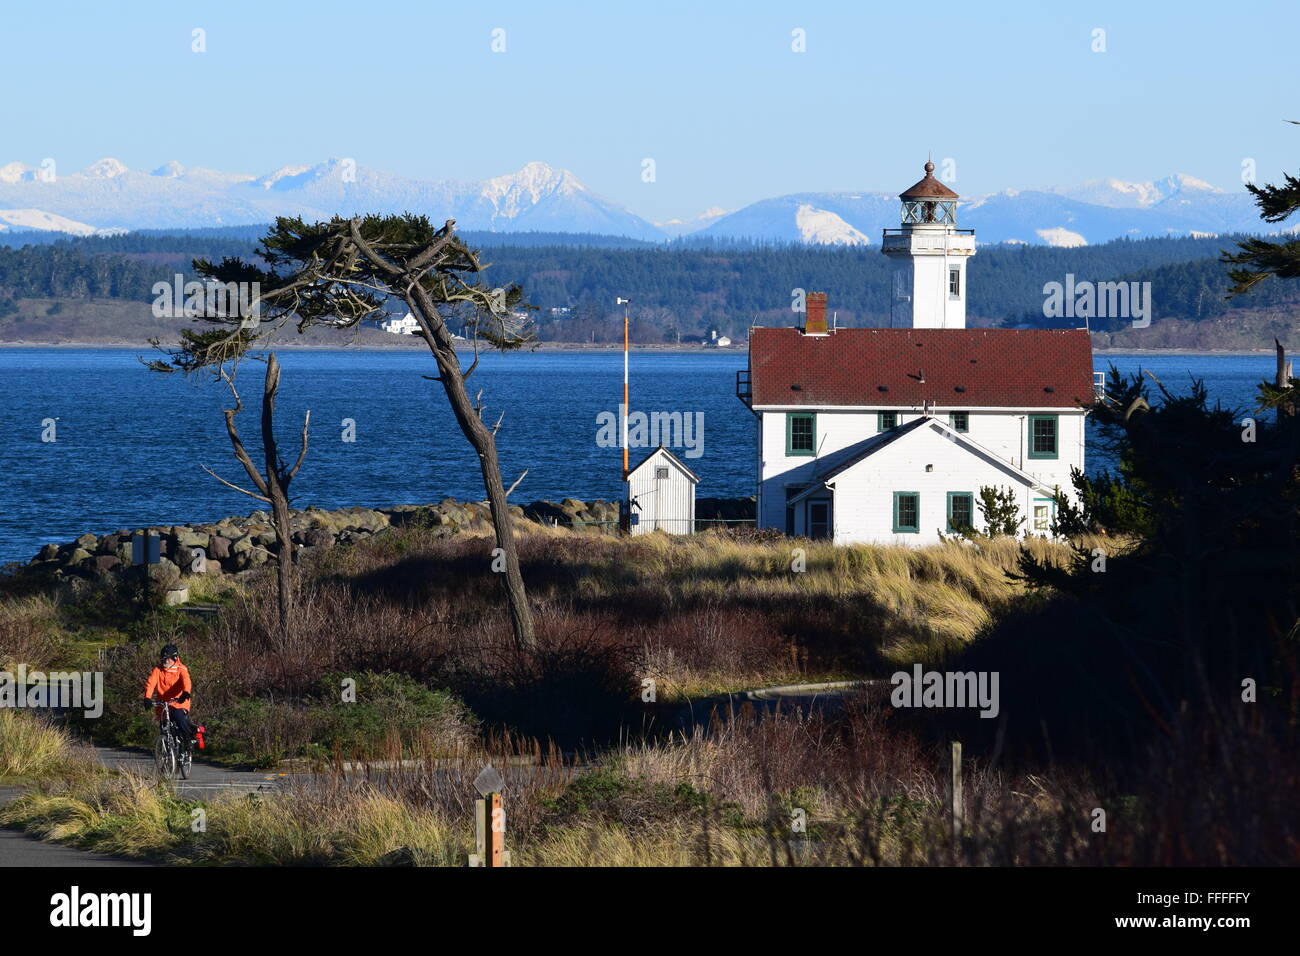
<box><xmin>946</xmin><ymin>492</ymin><xmax>974</xmax><ymax>532</ymax></box>
<box><xmin>786</xmin><ymin>412</ymin><xmax>816</xmax><ymax>456</ymax></box>
<box><xmin>878</xmin><ymin>411</ymin><xmax>899</xmax><ymax>433</ymax></box>
<box><xmin>893</xmin><ymin>491</ymin><xmax>920</xmax><ymax>533</ymax></box>
<box><xmin>1031</xmin><ymin>497</ymin><xmax>1056</xmax><ymax>534</ymax></box>
<box><xmin>1028</xmin><ymin>414</ymin><xmax>1059</xmax><ymax>459</ymax></box>
<box><xmin>949</xmin><ymin>411</ymin><xmax>969</xmax><ymax>433</ymax></box>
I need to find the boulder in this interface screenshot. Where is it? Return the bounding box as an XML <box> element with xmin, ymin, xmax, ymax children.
<box><xmin>91</xmin><ymin>555</ymin><xmax>121</xmax><ymax>577</ymax></box>
<box><xmin>163</xmin><ymin>587</ymin><xmax>190</xmax><ymax>607</ymax></box>
<box><xmin>56</xmin><ymin>576</ymin><xmax>92</xmax><ymax>603</ymax></box>
<box><xmin>209</xmin><ymin>536</ymin><xmax>232</xmax><ymax>560</ymax></box>
<box><xmin>75</xmin><ymin>533</ymin><xmax>97</xmax><ymax>550</ymax></box>
<box><xmin>146</xmin><ymin>559</ymin><xmax>182</xmax><ymax>595</ymax></box>
<box><xmin>175</xmin><ymin>529</ymin><xmax>210</xmax><ymax>550</ymax></box>
<box><xmin>301</xmin><ymin>528</ymin><xmax>335</xmax><ymax>549</ymax></box>
<box><xmin>36</xmin><ymin>543</ymin><xmax>58</xmax><ymax>561</ymax></box>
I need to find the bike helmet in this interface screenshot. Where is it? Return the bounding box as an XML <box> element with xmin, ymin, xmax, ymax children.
<box><xmin>160</xmin><ymin>643</ymin><xmax>180</xmax><ymax>663</ymax></box>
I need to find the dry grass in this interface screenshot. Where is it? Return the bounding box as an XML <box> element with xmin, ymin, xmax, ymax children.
<box><xmin>0</xmin><ymin>710</ymin><xmax>98</xmax><ymax>779</ymax></box>
<box><xmin>9</xmin><ymin>694</ymin><xmax>1292</xmax><ymax>866</ymax></box>
<box><xmin>0</xmin><ymin>594</ymin><xmax>63</xmax><ymax>671</ymax></box>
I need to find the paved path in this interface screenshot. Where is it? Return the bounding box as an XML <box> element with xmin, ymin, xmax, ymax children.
<box><xmin>0</xmin><ymin>785</ymin><xmax>153</xmax><ymax>867</ymax></box>
<box><xmin>93</xmin><ymin>746</ymin><xmax>290</xmax><ymax>799</ymax></box>
<box><xmin>675</xmin><ymin>679</ymin><xmax>881</xmax><ymax>729</ymax></box>
<box><xmin>0</xmin><ymin>748</ymin><xmax>291</xmax><ymax>868</ymax></box>
<box><xmin>3</xmin><ymin>678</ymin><xmax>880</xmax><ymax>867</ymax></box>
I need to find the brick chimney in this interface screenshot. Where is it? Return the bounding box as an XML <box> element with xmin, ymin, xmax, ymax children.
<box><xmin>805</xmin><ymin>292</ymin><xmax>828</xmax><ymax>335</ymax></box>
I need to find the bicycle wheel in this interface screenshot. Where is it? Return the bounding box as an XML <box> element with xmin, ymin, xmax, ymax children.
<box><xmin>155</xmin><ymin>733</ymin><xmax>176</xmax><ymax>779</ymax></box>
<box><xmin>178</xmin><ymin>743</ymin><xmax>192</xmax><ymax>780</ymax></box>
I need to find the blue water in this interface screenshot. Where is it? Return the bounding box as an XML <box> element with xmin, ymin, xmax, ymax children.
<box><xmin>0</xmin><ymin>348</ymin><xmax>1278</xmax><ymax>566</ymax></box>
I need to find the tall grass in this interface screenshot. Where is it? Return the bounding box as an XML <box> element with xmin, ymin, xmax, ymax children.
<box><xmin>0</xmin><ymin>711</ymin><xmax>98</xmax><ymax>778</ymax></box>
<box><xmin>9</xmin><ymin>692</ymin><xmax>1292</xmax><ymax>866</ymax></box>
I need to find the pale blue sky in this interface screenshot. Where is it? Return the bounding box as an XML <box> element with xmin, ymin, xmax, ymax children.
<box><xmin>4</xmin><ymin>0</ymin><xmax>1297</xmax><ymax>220</ymax></box>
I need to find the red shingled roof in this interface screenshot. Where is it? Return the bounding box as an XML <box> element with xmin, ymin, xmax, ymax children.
<box><xmin>899</xmin><ymin>161</ymin><xmax>959</xmax><ymax>200</ymax></box>
<box><xmin>749</xmin><ymin>327</ymin><xmax>1095</xmax><ymax>409</ymax></box>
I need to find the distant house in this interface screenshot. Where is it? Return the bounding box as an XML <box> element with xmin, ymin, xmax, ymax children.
<box><xmin>714</xmin><ymin>335</ymin><xmax>732</xmax><ymax>348</ymax></box>
<box><xmin>626</xmin><ymin>446</ymin><xmax>698</xmax><ymax>535</ymax></box>
<box><xmin>737</xmin><ymin>160</ymin><xmax>1097</xmax><ymax>546</ymax></box>
<box><xmin>380</xmin><ymin>313</ymin><xmax>421</xmax><ymax>335</ymax></box>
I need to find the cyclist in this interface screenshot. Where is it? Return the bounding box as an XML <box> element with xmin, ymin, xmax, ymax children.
<box><xmin>143</xmin><ymin>643</ymin><xmax>197</xmax><ymax>748</ymax></box>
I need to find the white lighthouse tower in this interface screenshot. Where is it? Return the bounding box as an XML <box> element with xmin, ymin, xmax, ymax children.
<box><xmin>881</xmin><ymin>160</ymin><xmax>976</xmax><ymax>329</ymax></box>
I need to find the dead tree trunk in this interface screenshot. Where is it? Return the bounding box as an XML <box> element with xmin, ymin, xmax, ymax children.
<box><xmin>203</xmin><ymin>353</ymin><xmax>309</xmax><ymax>641</ymax></box>
<box><xmin>1276</xmin><ymin>338</ymin><xmax>1295</xmax><ymax>419</ymax></box>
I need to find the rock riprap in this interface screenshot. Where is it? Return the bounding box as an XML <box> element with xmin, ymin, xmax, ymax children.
<box><xmin>12</xmin><ymin>498</ymin><xmax>756</xmax><ymax>590</ymax></box>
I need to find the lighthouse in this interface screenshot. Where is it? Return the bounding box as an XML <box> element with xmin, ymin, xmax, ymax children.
<box><xmin>881</xmin><ymin>160</ymin><xmax>976</xmax><ymax>329</ymax></box>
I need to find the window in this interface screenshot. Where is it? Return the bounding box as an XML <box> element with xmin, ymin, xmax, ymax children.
<box><xmin>1028</xmin><ymin>414</ymin><xmax>1059</xmax><ymax>459</ymax></box>
<box><xmin>808</xmin><ymin>501</ymin><xmax>831</xmax><ymax>540</ymax></box>
<box><xmin>893</xmin><ymin>492</ymin><xmax>920</xmax><ymax>533</ymax></box>
<box><xmin>947</xmin><ymin>492</ymin><xmax>974</xmax><ymax>532</ymax></box>
<box><xmin>878</xmin><ymin>411</ymin><xmax>899</xmax><ymax>433</ymax></box>
<box><xmin>949</xmin><ymin>267</ymin><xmax>961</xmax><ymax>298</ymax></box>
<box><xmin>654</xmin><ymin>466</ymin><xmax>670</xmax><ymax>480</ymax></box>
<box><xmin>949</xmin><ymin>411</ymin><xmax>969</xmax><ymax>433</ymax></box>
<box><xmin>1032</xmin><ymin>497</ymin><xmax>1055</xmax><ymax>533</ymax></box>
<box><xmin>787</xmin><ymin>413</ymin><xmax>816</xmax><ymax>456</ymax></box>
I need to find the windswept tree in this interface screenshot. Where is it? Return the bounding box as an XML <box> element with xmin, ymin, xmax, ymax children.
<box><xmin>152</xmin><ymin>215</ymin><xmax>538</xmax><ymax>651</ymax></box>
<box><xmin>1222</xmin><ymin>149</ymin><xmax>1300</xmax><ymax>412</ymax></box>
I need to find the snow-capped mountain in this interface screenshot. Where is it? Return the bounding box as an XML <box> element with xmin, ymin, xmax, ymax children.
<box><xmin>0</xmin><ymin>158</ymin><xmax>664</xmax><ymax>240</ymax></box>
<box><xmin>0</xmin><ymin>157</ymin><xmax>1272</xmax><ymax>247</ymax></box>
<box><xmin>699</xmin><ymin>175</ymin><xmax>1264</xmax><ymax>247</ymax></box>
<box><xmin>655</xmin><ymin>206</ymin><xmax>730</xmax><ymax>238</ymax></box>
<box><xmin>0</xmin><ymin>209</ymin><xmax>122</xmax><ymax>236</ymax></box>
<box><xmin>1042</xmin><ymin>173</ymin><xmax>1220</xmax><ymax>209</ymax></box>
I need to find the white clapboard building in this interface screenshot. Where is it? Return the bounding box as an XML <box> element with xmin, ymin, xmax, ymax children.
<box><xmin>626</xmin><ymin>446</ymin><xmax>698</xmax><ymax>535</ymax></box>
<box><xmin>737</xmin><ymin>160</ymin><xmax>1097</xmax><ymax>546</ymax></box>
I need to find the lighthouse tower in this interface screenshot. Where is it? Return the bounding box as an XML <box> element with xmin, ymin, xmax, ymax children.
<box><xmin>881</xmin><ymin>160</ymin><xmax>976</xmax><ymax>329</ymax></box>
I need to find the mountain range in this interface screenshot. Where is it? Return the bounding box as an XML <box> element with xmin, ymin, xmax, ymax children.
<box><xmin>0</xmin><ymin>158</ymin><xmax>1278</xmax><ymax>247</ymax></box>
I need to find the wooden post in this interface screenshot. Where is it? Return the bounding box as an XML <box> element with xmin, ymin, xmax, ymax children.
<box><xmin>468</xmin><ymin>789</ymin><xmax>510</xmax><ymax>866</ymax></box>
<box><xmin>486</xmin><ymin>792</ymin><xmax>504</xmax><ymax>867</ymax></box>
<box><xmin>950</xmin><ymin>741</ymin><xmax>963</xmax><ymax>842</ymax></box>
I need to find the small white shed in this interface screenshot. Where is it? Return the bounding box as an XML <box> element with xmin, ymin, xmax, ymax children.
<box><xmin>626</xmin><ymin>446</ymin><xmax>699</xmax><ymax>535</ymax></box>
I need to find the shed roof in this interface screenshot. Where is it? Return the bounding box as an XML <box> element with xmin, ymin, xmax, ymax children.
<box><xmin>626</xmin><ymin>445</ymin><xmax>700</xmax><ymax>483</ymax></box>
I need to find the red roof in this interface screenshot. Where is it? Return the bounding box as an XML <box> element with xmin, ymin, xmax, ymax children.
<box><xmin>748</xmin><ymin>327</ymin><xmax>1095</xmax><ymax>409</ymax></box>
<box><xmin>899</xmin><ymin>161</ymin><xmax>959</xmax><ymax>200</ymax></box>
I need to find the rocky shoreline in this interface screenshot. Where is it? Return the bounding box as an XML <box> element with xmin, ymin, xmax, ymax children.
<box><xmin>9</xmin><ymin>496</ymin><xmax>756</xmax><ymax>603</ymax></box>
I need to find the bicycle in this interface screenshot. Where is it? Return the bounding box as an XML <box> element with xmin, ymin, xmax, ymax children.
<box><xmin>148</xmin><ymin>699</ymin><xmax>193</xmax><ymax>780</ymax></box>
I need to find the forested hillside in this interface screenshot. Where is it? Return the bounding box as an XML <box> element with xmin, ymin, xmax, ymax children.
<box><xmin>0</xmin><ymin>230</ymin><xmax>1295</xmax><ymax>344</ymax></box>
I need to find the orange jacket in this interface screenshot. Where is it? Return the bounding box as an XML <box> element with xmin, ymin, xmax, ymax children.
<box><xmin>144</xmin><ymin>659</ymin><xmax>193</xmax><ymax>713</ymax></box>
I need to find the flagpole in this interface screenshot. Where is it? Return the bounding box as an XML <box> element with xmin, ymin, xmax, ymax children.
<box><xmin>618</xmin><ymin>297</ymin><xmax>630</xmax><ymax>479</ymax></box>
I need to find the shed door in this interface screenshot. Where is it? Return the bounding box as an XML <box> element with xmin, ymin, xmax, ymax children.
<box><xmin>808</xmin><ymin>500</ymin><xmax>831</xmax><ymax>540</ymax></box>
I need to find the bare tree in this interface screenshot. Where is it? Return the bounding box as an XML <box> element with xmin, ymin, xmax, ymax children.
<box><xmin>150</xmin><ymin>349</ymin><xmax>308</xmax><ymax>639</ymax></box>
<box><xmin>150</xmin><ymin>215</ymin><xmax>537</xmax><ymax>651</ymax></box>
